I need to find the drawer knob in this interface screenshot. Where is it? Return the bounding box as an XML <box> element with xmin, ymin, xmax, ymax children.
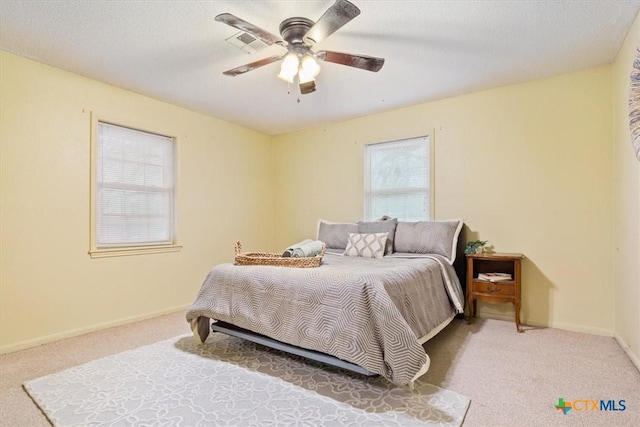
<box><xmin>487</xmin><ymin>286</ymin><xmax>501</xmax><ymax>293</ymax></box>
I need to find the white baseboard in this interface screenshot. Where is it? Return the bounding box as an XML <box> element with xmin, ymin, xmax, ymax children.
<box><xmin>0</xmin><ymin>303</ymin><xmax>191</xmax><ymax>355</ymax></box>
<box><xmin>475</xmin><ymin>311</ymin><xmax>614</xmax><ymax>336</ymax></box>
<box><xmin>614</xmin><ymin>333</ymin><xmax>640</xmax><ymax>373</ymax></box>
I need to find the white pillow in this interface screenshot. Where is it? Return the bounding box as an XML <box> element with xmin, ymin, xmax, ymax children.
<box><xmin>343</xmin><ymin>232</ymin><xmax>389</xmax><ymax>258</ymax></box>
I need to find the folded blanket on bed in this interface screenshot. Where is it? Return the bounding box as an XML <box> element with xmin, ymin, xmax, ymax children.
<box><xmin>282</xmin><ymin>239</ymin><xmax>313</xmax><ymax>257</ymax></box>
<box><xmin>292</xmin><ymin>240</ymin><xmax>324</xmax><ymax>258</ymax></box>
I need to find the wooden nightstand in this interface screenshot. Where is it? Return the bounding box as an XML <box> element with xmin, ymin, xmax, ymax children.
<box><xmin>466</xmin><ymin>252</ymin><xmax>524</xmax><ymax>332</ymax></box>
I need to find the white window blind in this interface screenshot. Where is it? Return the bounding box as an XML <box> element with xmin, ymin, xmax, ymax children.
<box><xmin>364</xmin><ymin>136</ymin><xmax>431</xmax><ymax>222</ymax></box>
<box><xmin>96</xmin><ymin>122</ymin><xmax>175</xmax><ymax>247</ymax></box>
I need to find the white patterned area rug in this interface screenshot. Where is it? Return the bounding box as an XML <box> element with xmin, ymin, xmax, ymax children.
<box><xmin>24</xmin><ymin>333</ymin><xmax>470</xmax><ymax>426</ymax></box>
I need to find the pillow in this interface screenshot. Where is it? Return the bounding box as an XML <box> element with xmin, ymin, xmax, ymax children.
<box><xmin>357</xmin><ymin>218</ymin><xmax>398</xmax><ymax>255</ymax></box>
<box><xmin>393</xmin><ymin>219</ymin><xmax>463</xmax><ymax>264</ymax></box>
<box><xmin>317</xmin><ymin>219</ymin><xmax>358</xmax><ymax>250</ymax></box>
<box><xmin>343</xmin><ymin>232</ymin><xmax>389</xmax><ymax>258</ymax></box>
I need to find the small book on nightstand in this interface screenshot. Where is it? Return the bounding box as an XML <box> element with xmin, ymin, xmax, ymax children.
<box><xmin>478</xmin><ymin>272</ymin><xmax>512</xmax><ymax>282</ymax></box>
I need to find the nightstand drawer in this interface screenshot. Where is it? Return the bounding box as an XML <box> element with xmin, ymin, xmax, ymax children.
<box><xmin>473</xmin><ymin>281</ymin><xmax>515</xmax><ymax>296</ymax></box>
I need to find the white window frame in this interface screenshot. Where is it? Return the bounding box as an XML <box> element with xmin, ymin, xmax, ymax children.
<box><xmin>364</xmin><ymin>133</ymin><xmax>435</xmax><ymax>222</ymax></box>
<box><xmin>89</xmin><ymin>113</ymin><xmax>181</xmax><ymax>258</ymax></box>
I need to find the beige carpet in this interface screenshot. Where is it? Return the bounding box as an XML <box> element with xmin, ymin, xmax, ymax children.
<box><xmin>423</xmin><ymin>318</ymin><xmax>640</xmax><ymax>426</ymax></box>
<box><xmin>1</xmin><ymin>313</ymin><xmax>639</xmax><ymax>426</ymax></box>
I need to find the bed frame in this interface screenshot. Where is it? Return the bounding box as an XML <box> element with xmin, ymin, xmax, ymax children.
<box><xmin>211</xmin><ymin>320</ymin><xmax>377</xmax><ymax>376</ymax></box>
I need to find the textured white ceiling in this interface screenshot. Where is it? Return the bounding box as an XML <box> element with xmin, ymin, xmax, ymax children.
<box><xmin>1</xmin><ymin>1</ymin><xmax>639</xmax><ymax>135</ymax></box>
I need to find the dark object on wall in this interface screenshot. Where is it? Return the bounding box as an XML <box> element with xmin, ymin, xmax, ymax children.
<box><xmin>629</xmin><ymin>45</ymin><xmax>640</xmax><ymax>161</ymax></box>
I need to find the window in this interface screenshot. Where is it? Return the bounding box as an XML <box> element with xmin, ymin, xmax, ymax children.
<box><xmin>364</xmin><ymin>135</ymin><xmax>433</xmax><ymax>222</ymax></box>
<box><xmin>90</xmin><ymin>118</ymin><xmax>180</xmax><ymax>257</ymax></box>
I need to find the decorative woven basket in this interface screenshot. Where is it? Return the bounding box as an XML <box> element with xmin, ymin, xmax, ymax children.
<box><xmin>234</xmin><ymin>241</ymin><xmax>325</xmax><ymax>268</ymax></box>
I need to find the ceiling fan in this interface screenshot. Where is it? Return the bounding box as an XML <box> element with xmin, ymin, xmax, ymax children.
<box><xmin>215</xmin><ymin>0</ymin><xmax>385</xmax><ymax>95</ymax></box>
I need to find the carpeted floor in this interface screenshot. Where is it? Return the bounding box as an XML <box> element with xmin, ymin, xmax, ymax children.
<box><xmin>423</xmin><ymin>318</ymin><xmax>640</xmax><ymax>426</ymax></box>
<box><xmin>1</xmin><ymin>312</ymin><xmax>639</xmax><ymax>426</ymax></box>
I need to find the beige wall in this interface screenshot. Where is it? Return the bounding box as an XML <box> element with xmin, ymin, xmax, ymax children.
<box><xmin>612</xmin><ymin>13</ymin><xmax>640</xmax><ymax>367</ymax></box>
<box><xmin>273</xmin><ymin>66</ymin><xmax>614</xmax><ymax>335</ymax></box>
<box><xmin>0</xmin><ymin>51</ymin><xmax>275</xmax><ymax>352</ymax></box>
<box><xmin>1</xmin><ymin>37</ymin><xmax>630</xmax><ymax>352</ymax></box>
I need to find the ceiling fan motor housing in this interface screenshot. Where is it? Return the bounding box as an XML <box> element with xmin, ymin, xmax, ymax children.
<box><xmin>279</xmin><ymin>17</ymin><xmax>315</xmax><ymax>46</ymax></box>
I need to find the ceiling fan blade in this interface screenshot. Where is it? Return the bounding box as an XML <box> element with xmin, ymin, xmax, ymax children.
<box><xmin>317</xmin><ymin>51</ymin><xmax>385</xmax><ymax>72</ymax></box>
<box><xmin>222</xmin><ymin>55</ymin><xmax>284</xmax><ymax>77</ymax></box>
<box><xmin>215</xmin><ymin>13</ymin><xmax>284</xmax><ymax>46</ymax></box>
<box><xmin>303</xmin><ymin>0</ymin><xmax>360</xmax><ymax>46</ymax></box>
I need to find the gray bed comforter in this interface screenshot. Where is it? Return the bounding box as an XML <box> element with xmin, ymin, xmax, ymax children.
<box><xmin>186</xmin><ymin>253</ymin><xmax>464</xmax><ymax>386</ymax></box>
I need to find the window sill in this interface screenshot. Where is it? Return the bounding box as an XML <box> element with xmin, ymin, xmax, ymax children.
<box><xmin>89</xmin><ymin>244</ymin><xmax>182</xmax><ymax>258</ymax></box>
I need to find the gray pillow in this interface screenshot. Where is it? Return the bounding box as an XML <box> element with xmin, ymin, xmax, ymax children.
<box><xmin>393</xmin><ymin>219</ymin><xmax>463</xmax><ymax>264</ymax></box>
<box><xmin>357</xmin><ymin>218</ymin><xmax>398</xmax><ymax>254</ymax></box>
<box><xmin>317</xmin><ymin>220</ymin><xmax>358</xmax><ymax>250</ymax></box>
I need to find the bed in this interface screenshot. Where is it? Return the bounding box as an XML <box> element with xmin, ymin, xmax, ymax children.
<box><xmin>186</xmin><ymin>219</ymin><xmax>465</xmax><ymax>387</ymax></box>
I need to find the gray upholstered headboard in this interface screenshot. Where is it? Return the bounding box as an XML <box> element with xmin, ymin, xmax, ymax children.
<box><xmin>453</xmin><ymin>225</ymin><xmax>467</xmax><ymax>299</ymax></box>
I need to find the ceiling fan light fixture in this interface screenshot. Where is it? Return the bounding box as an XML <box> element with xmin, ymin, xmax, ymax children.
<box><xmin>298</xmin><ymin>55</ymin><xmax>321</xmax><ymax>84</ymax></box>
<box><xmin>277</xmin><ymin>53</ymin><xmax>299</xmax><ymax>83</ymax></box>
<box><xmin>299</xmin><ymin>80</ymin><xmax>316</xmax><ymax>95</ymax></box>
